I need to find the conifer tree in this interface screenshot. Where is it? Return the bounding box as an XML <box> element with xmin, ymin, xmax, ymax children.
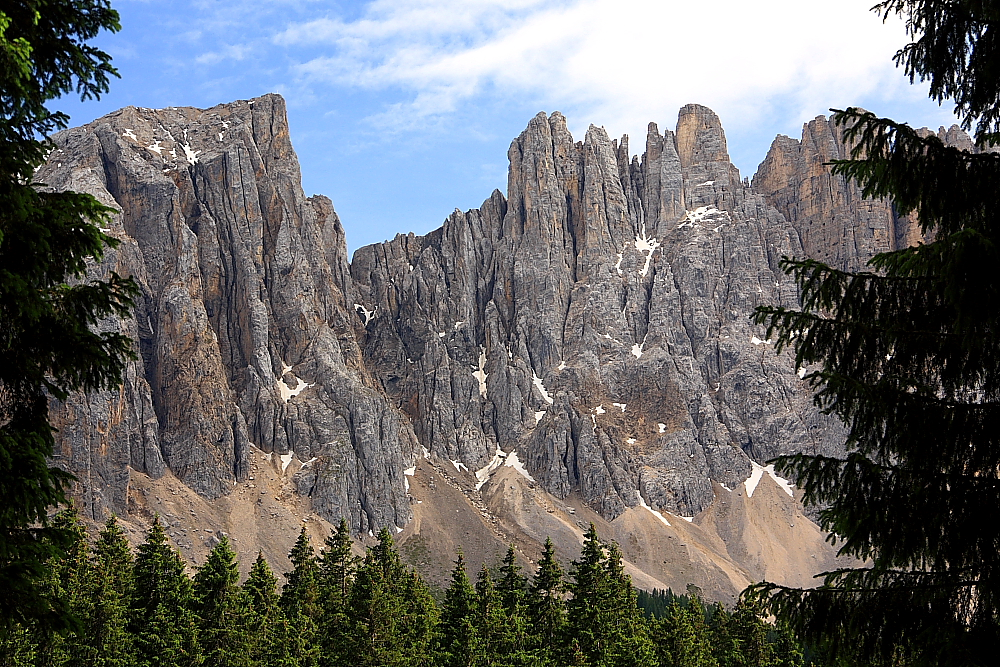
<box><xmin>495</xmin><ymin>545</ymin><xmax>526</xmax><ymax>613</ymax></box>
<box><xmin>130</xmin><ymin>518</ymin><xmax>201</xmax><ymax>667</ymax></box>
<box><xmin>651</xmin><ymin>596</ymin><xmax>719</xmax><ymax>667</ymax></box>
<box><xmin>527</xmin><ymin>537</ymin><xmax>565</xmax><ymax>652</ymax></box>
<box><xmin>345</xmin><ymin>528</ymin><xmax>436</xmax><ymax>667</ymax></box>
<box><xmin>241</xmin><ymin>553</ymin><xmax>281</xmax><ymax>667</ymax></box>
<box><xmin>279</xmin><ymin>528</ymin><xmax>320</xmax><ymax>667</ymax></box>
<box><xmin>318</xmin><ymin>519</ymin><xmax>359</xmax><ymax>667</ymax></box>
<box><xmin>81</xmin><ymin>517</ymin><xmax>135</xmax><ymax>667</ymax></box>
<box><xmin>437</xmin><ymin>551</ymin><xmax>478</xmax><ymax>667</ymax></box>
<box><xmin>485</xmin><ymin>548</ymin><xmax>536</xmax><ymax>667</ymax></box>
<box><xmin>193</xmin><ymin>537</ymin><xmax>251</xmax><ymax>667</ymax></box>
<box><xmin>0</xmin><ymin>0</ymin><xmax>137</xmax><ymax>633</ymax></box>
<box><xmin>749</xmin><ymin>2</ymin><xmax>1000</xmax><ymax>664</ymax></box>
<box><xmin>33</xmin><ymin>507</ymin><xmax>90</xmax><ymax>667</ymax></box>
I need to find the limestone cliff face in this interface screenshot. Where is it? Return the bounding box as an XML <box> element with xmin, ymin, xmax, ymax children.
<box><xmin>43</xmin><ymin>95</ymin><xmax>414</xmax><ymax>531</ymax></box>
<box><xmin>44</xmin><ymin>96</ymin><xmax>911</xmax><ymax>591</ymax></box>
<box><xmin>351</xmin><ymin>105</ymin><xmax>843</xmax><ymax>521</ymax></box>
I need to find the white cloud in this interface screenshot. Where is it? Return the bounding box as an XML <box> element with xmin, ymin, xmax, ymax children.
<box><xmin>275</xmin><ymin>0</ymin><xmax>958</xmax><ymax>144</ymax></box>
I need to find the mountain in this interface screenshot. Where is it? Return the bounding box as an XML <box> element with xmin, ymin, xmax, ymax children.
<box><xmin>39</xmin><ymin>94</ymin><xmax>947</xmax><ymax>598</ymax></box>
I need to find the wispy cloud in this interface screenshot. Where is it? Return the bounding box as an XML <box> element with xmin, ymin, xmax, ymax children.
<box><xmin>273</xmin><ymin>0</ymin><xmax>953</xmax><ymax>142</ymax></box>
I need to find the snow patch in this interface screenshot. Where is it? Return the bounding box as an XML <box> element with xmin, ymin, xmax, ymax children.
<box><xmin>474</xmin><ymin>446</ymin><xmax>507</xmax><ymax>490</ymax></box>
<box><xmin>217</xmin><ymin>133</ymin><xmax>224</xmax><ymax>142</ymax></box>
<box><xmin>631</xmin><ymin>335</ymin><xmax>647</xmax><ymax>359</ymax></box>
<box><xmin>678</xmin><ymin>206</ymin><xmax>729</xmax><ymax>229</ymax></box>
<box><xmin>301</xmin><ymin>457</ymin><xmax>317</xmax><ymax>468</ymax></box>
<box><xmin>404</xmin><ymin>467</ymin><xmax>416</xmax><ymax>477</ymax></box>
<box><xmin>395</xmin><ymin>526</ymin><xmax>404</xmax><ymax>534</ymax></box>
<box><xmin>751</xmin><ymin>336</ymin><xmax>773</xmax><ymax>346</ymax></box>
<box><xmin>681</xmin><ymin>516</ymin><xmax>694</xmax><ymax>522</ymax></box>
<box><xmin>744</xmin><ymin>460</ymin><xmax>796</xmax><ymax>498</ymax></box>
<box><xmin>658</xmin><ymin>423</ymin><xmax>667</xmax><ymax>433</ymax></box>
<box><xmin>534</xmin><ymin>411</ymin><xmax>546</xmax><ymax>424</ymax></box>
<box><xmin>280</xmin><ymin>452</ymin><xmax>293</xmax><ymax>472</ymax></box>
<box><xmin>438</xmin><ymin>332</ymin><xmax>446</xmax><ymax>338</ymax></box>
<box><xmin>612</xmin><ymin>402</ymin><xmax>627</xmax><ymax>413</ymax></box>
<box><xmin>626</xmin><ymin>438</ymin><xmax>637</xmax><ymax>444</ymax></box>
<box><xmin>181</xmin><ymin>143</ymin><xmax>200</xmax><ymax>165</ymax></box>
<box><xmin>557</xmin><ymin>360</ymin><xmax>566</xmax><ymax>371</ymax></box>
<box><xmin>697</xmin><ymin>180</ymin><xmax>715</xmax><ymax>187</ymax></box>
<box><xmin>636</xmin><ymin>491</ymin><xmax>671</xmax><ymax>527</ymax></box>
<box><xmin>595</xmin><ymin>405</ymin><xmax>606</xmax><ymax>415</ymax></box>
<box><xmin>454</xmin><ymin>321</ymin><xmax>465</xmax><ymax>329</ymax></box>
<box><xmin>532</xmin><ymin>373</ymin><xmax>554</xmax><ymax>404</ymax></box>
<box><xmin>797</xmin><ymin>367</ymin><xmax>807</xmax><ymax>379</ymax></box>
<box><xmin>450</xmin><ymin>459</ymin><xmax>469</xmax><ymax>473</ymax></box>
<box><xmin>147</xmin><ymin>140</ymin><xmax>164</xmax><ymax>154</ymax></box>
<box><xmin>472</xmin><ymin>346</ymin><xmax>488</xmax><ymax>397</ymax></box>
<box><xmin>634</xmin><ymin>224</ymin><xmax>661</xmax><ymax>277</ymax></box>
<box><xmin>421</xmin><ymin>446</ymin><xmax>431</xmax><ymax>459</ymax></box>
<box><xmin>615</xmin><ymin>252</ymin><xmax>624</xmax><ymax>276</ymax></box>
<box><xmin>504</xmin><ymin>450</ymin><xmax>535</xmax><ymax>482</ymax></box>
<box><xmin>123</xmin><ymin>129</ymin><xmax>137</xmax><ymax>141</ymax></box>
<box><xmin>354</xmin><ymin>303</ymin><xmax>377</xmax><ymax>325</ymax></box>
<box><xmin>277</xmin><ymin>363</ymin><xmax>314</xmax><ymax>402</ymax></box>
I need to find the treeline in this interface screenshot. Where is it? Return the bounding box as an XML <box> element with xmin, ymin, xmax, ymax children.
<box><xmin>0</xmin><ymin>508</ymin><xmax>818</xmax><ymax>667</ymax></box>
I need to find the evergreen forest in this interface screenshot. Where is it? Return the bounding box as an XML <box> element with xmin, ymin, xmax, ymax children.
<box><xmin>0</xmin><ymin>510</ymin><xmax>814</xmax><ymax>667</ymax></box>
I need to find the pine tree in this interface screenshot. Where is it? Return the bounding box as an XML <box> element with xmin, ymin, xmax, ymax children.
<box><xmin>599</xmin><ymin>542</ymin><xmax>656</xmax><ymax>667</ymax></box>
<box><xmin>436</xmin><ymin>551</ymin><xmax>478</xmax><ymax>667</ymax></box>
<box><xmin>130</xmin><ymin>518</ymin><xmax>201</xmax><ymax>667</ymax></box>
<box><xmin>193</xmin><ymin>537</ymin><xmax>251</xmax><ymax>667</ymax></box>
<box><xmin>345</xmin><ymin>528</ymin><xmax>437</xmax><ymax>667</ymax></box>
<box><xmin>86</xmin><ymin>517</ymin><xmax>136</xmax><ymax>667</ymax></box>
<box><xmin>651</xmin><ymin>596</ymin><xmax>718</xmax><ymax>667</ymax></box>
<box><xmin>495</xmin><ymin>545</ymin><xmax>526</xmax><ymax>613</ymax></box>
<box><xmin>0</xmin><ymin>0</ymin><xmax>136</xmax><ymax>633</ymax></box>
<box><xmin>318</xmin><ymin>519</ymin><xmax>359</xmax><ymax>667</ymax></box>
<box><xmin>279</xmin><ymin>528</ymin><xmax>320</xmax><ymax>667</ymax></box>
<box><xmin>748</xmin><ymin>2</ymin><xmax>1000</xmax><ymax>665</ymax></box>
<box><xmin>486</xmin><ymin>548</ymin><xmax>536</xmax><ymax>667</ymax></box>
<box><xmin>527</xmin><ymin>537</ymin><xmax>565</xmax><ymax>662</ymax></box>
<box><xmin>241</xmin><ymin>553</ymin><xmax>282</xmax><ymax>667</ymax></box>
<box><xmin>565</xmin><ymin>525</ymin><xmax>607</xmax><ymax>664</ymax></box>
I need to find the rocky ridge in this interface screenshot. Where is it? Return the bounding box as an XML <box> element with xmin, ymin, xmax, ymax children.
<box><xmin>41</xmin><ymin>95</ymin><xmax>960</xmax><ymax>597</ymax></box>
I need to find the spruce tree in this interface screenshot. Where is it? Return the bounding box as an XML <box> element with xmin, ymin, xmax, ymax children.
<box><xmin>130</xmin><ymin>518</ymin><xmax>201</xmax><ymax>667</ymax></box>
<box><xmin>495</xmin><ymin>545</ymin><xmax>526</xmax><ymax>613</ymax></box>
<box><xmin>436</xmin><ymin>551</ymin><xmax>478</xmax><ymax>667</ymax></box>
<box><xmin>241</xmin><ymin>553</ymin><xmax>282</xmax><ymax>667</ymax></box>
<box><xmin>0</xmin><ymin>0</ymin><xmax>136</xmax><ymax>633</ymax></box>
<box><xmin>749</xmin><ymin>2</ymin><xmax>1000</xmax><ymax>665</ymax></box>
<box><xmin>318</xmin><ymin>519</ymin><xmax>359</xmax><ymax>667</ymax></box>
<box><xmin>279</xmin><ymin>528</ymin><xmax>320</xmax><ymax>667</ymax></box>
<box><xmin>345</xmin><ymin>528</ymin><xmax>437</xmax><ymax>667</ymax></box>
<box><xmin>565</xmin><ymin>525</ymin><xmax>607</xmax><ymax>664</ymax></box>
<box><xmin>193</xmin><ymin>537</ymin><xmax>251</xmax><ymax>667</ymax></box>
<box><xmin>527</xmin><ymin>537</ymin><xmax>565</xmax><ymax>659</ymax></box>
<box><xmin>87</xmin><ymin>517</ymin><xmax>136</xmax><ymax>667</ymax></box>
<box><xmin>488</xmin><ymin>548</ymin><xmax>536</xmax><ymax>667</ymax></box>
<box><xmin>651</xmin><ymin>596</ymin><xmax>718</xmax><ymax>667</ymax></box>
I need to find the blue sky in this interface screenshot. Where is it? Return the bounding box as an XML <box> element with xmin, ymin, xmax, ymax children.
<box><xmin>55</xmin><ymin>0</ymin><xmax>962</xmax><ymax>255</ymax></box>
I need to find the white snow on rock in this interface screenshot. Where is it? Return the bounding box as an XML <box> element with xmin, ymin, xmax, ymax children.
<box><xmin>612</xmin><ymin>402</ymin><xmax>627</xmax><ymax>412</ymax></box>
<box><xmin>450</xmin><ymin>459</ymin><xmax>469</xmax><ymax>473</ymax></box>
<box><xmin>697</xmin><ymin>180</ymin><xmax>715</xmax><ymax>187</ymax></box>
<box><xmin>534</xmin><ymin>411</ymin><xmax>546</xmax><ymax>424</ymax></box>
<box><xmin>678</xmin><ymin>206</ymin><xmax>729</xmax><ymax>229</ymax></box>
<box><xmin>504</xmin><ymin>450</ymin><xmax>535</xmax><ymax>482</ymax></box>
<box><xmin>658</xmin><ymin>423</ymin><xmax>667</xmax><ymax>433</ymax></box>
<box><xmin>626</xmin><ymin>438</ymin><xmax>637</xmax><ymax>444</ymax></box>
<box><xmin>631</xmin><ymin>335</ymin><xmax>647</xmax><ymax>359</ymax></box>
<box><xmin>744</xmin><ymin>460</ymin><xmax>796</xmax><ymax>498</ymax></box>
<box><xmin>595</xmin><ymin>405</ymin><xmax>606</xmax><ymax>414</ymax></box>
<box><xmin>532</xmin><ymin>373</ymin><xmax>554</xmax><ymax>404</ymax></box>
<box><xmin>421</xmin><ymin>446</ymin><xmax>431</xmax><ymax>459</ymax></box>
<box><xmin>751</xmin><ymin>336</ymin><xmax>773</xmax><ymax>346</ymax></box>
<box><xmin>454</xmin><ymin>321</ymin><xmax>465</xmax><ymax>329</ymax></box>
<box><xmin>277</xmin><ymin>363</ymin><xmax>314</xmax><ymax>402</ymax></box>
<box><xmin>557</xmin><ymin>360</ymin><xmax>566</xmax><ymax>371</ymax></box>
<box><xmin>797</xmin><ymin>367</ymin><xmax>807</xmax><ymax>379</ymax></box>
<box><xmin>280</xmin><ymin>452</ymin><xmax>293</xmax><ymax>472</ymax></box>
<box><xmin>181</xmin><ymin>143</ymin><xmax>200</xmax><ymax>165</ymax></box>
<box><xmin>634</xmin><ymin>224</ymin><xmax>661</xmax><ymax>277</ymax></box>
<box><xmin>615</xmin><ymin>252</ymin><xmax>624</xmax><ymax>276</ymax></box>
<box><xmin>147</xmin><ymin>140</ymin><xmax>164</xmax><ymax>154</ymax></box>
<box><xmin>354</xmin><ymin>303</ymin><xmax>378</xmax><ymax>325</ymax></box>
<box><xmin>681</xmin><ymin>516</ymin><xmax>694</xmax><ymax>522</ymax></box>
<box><xmin>404</xmin><ymin>466</ymin><xmax>416</xmax><ymax>477</ymax></box>
<box><xmin>474</xmin><ymin>446</ymin><xmax>507</xmax><ymax>490</ymax></box>
<box><xmin>636</xmin><ymin>491</ymin><xmax>671</xmax><ymax>527</ymax></box>
<box><xmin>301</xmin><ymin>457</ymin><xmax>317</xmax><ymax>468</ymax></box>
<box><xmin>123</xmin><ymin>129</ymin><xmax>137</xmax><ymax>141</ymax></box>
<box><xmin>472</xmin><ymin>346</ymin><xmax>488</xmax><ymax>397</ymax></box>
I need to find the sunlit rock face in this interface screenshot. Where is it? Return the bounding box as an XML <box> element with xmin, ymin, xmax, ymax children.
<box><xmin>351</xmin><ymin>104</ymin><xmax>846</xmax><ymax>521</ymax></box>
<box><xmin>48</xmin><ymin>94</ymin><xmax>942</xmax><ymax>595</ymax></box>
